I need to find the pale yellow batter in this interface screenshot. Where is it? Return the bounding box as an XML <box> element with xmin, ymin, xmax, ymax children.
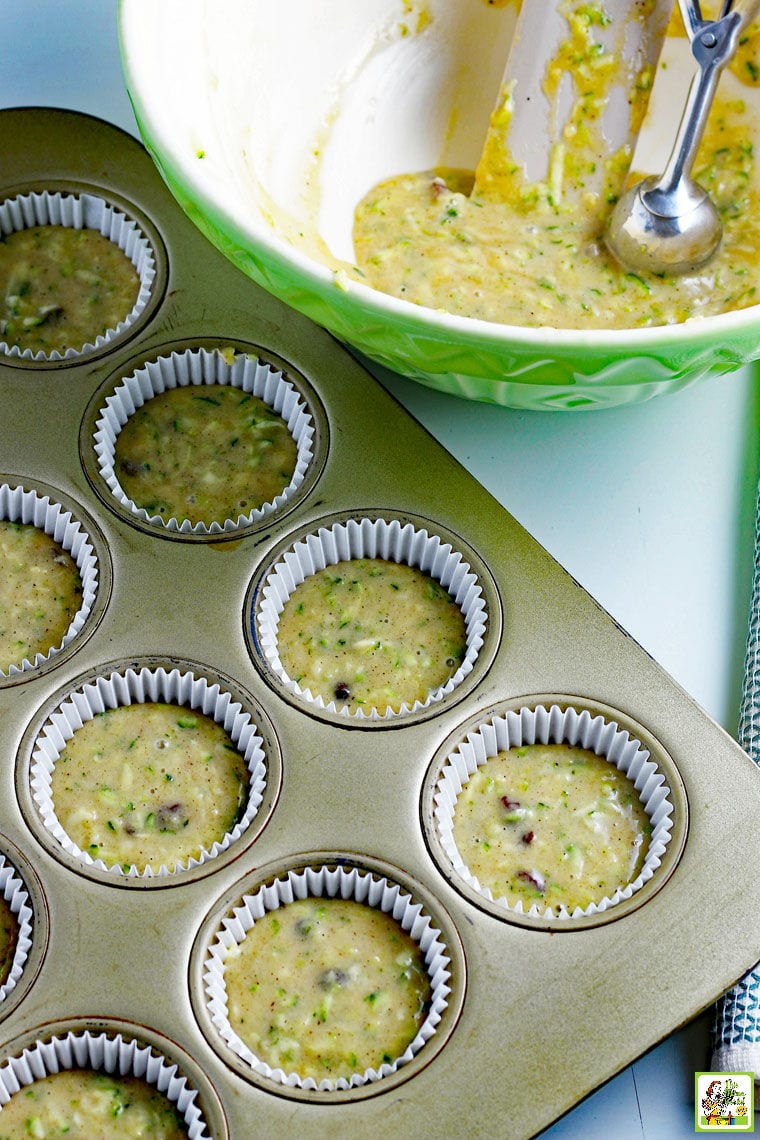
<box><xmin>0</xmin><ymin>226</ymin><xmax>140</xmax><ymax>353</ymax></box>
<box><xmin>0</xmin><ymin>1070</ymin><xmax>187</xmax><ymax>1139</ymax></box>
<box><xmin>276</xmin><ymin>558</ymin><xmax>467</xmax><ymax>712</ymax></box>
<box><xmin>50</xmin><ymin>702</ymin><xmax>249</xmax><ymax>872</ymax></box>
<box><xmin>0</xmin><ymin>521</ymin><xmax>82</xmax><ymax>671</ymax></box>
<box><xmin>224</xmin><ymin>897</ymin><xmax>431</xmax><ymax>1080</ymax></box>
<box><xmin>452</xmin><ymin>743</ymin><xmax>651</xmax><ymax>912</ymax></box>
<box><xmin>352</xmin><ymin>3</ymin><xmax>760</xmax><ymax>329</ymax></box>
<box><xmin>0</xmin><ymin>897</ymin><xmax>18</xmax><ymax>989</ymax></box>
<box><xmin>115</xmin><ymin>384</ymin><xmax>298</xmax><ymax>525</ymax></box>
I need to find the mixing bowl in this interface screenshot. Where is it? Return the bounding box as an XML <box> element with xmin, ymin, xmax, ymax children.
<box><xmin>118</xmin><ymin>0</ymin><xmax>760</xmax><ymax>410</ymax></box>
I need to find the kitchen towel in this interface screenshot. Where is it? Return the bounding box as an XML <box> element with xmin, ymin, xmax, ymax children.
<box><xmin>711</xmin><ymin>473</ymin><xmax>760</xmax><ymax>1080</ymax></box>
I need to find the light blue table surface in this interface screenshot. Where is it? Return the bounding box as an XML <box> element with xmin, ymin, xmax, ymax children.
<box><xmin>1</xmin><ymin>3</ymin><xmax>758</xmax><ymax>1135</ymax></box>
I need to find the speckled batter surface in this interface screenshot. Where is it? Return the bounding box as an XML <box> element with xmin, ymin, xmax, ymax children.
<box><xmin>50</xmin><ymin>702</ymin><xmax>250</xmax><ymax>872</ymax></box>
<box><xmin>115</xmin><ymin>384</ymin><xmax>297</xmax><ymax>525</ymax></box>
<box><xmin>0</xmin><ymin>521</ymin><xmax>82</xmax><ymax>671</ymax></box>
<box><xmin>453</xmin><ymin>742</ymin><xmax>651</xmax><ymax>912</ymax></box>
<box><xmin>0</xmin><ymin>226</ymin><xmax>139</xmax><ymax>353</ymax></box>
<box><xmin>0</xmin><ymin>1070</ymin><xmax>187</xmax><ymax>1138</ymax></box>
<box><xmin>276</xmin><ymin>558</ymin><xmax>467</xmax><ymax>712</ymax></box>
<box><xmin>224</xmin><ymin>897</ymin><xmax>431</xmax><ymax>1081</ymax></box>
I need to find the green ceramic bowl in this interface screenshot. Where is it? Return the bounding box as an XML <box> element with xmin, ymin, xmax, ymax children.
<box><xmin>119</xmin><ymin>0</ymin><xmax>760</xmax><ymax>410</ymax></box>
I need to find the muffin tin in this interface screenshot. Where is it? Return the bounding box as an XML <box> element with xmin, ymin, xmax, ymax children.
<box><xmin>0</xmin><ymin>107</ymin><xmax>758</xmax><ymax>1137</ymax></box>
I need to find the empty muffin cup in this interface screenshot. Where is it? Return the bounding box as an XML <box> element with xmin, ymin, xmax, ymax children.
<box><xmin>93</xmin><ymin>346</ymin><xmax>316</xmax><ymax>535</ymax></box>
<box><xmin>430</xmin><ymin>702</ymin><xmax>678</xmax><ymax>923</ymax></box>
<box><xmin>0</xmin><ymin>190</ymin><xmax>156</xmax><ymax>360</ymax></box>
<box><xmin>0</xmin><ymin>1026</ymin><xmax>212</xmax><ymax>1137</ymax></box>
<box><xmin>253</xmin><ymin>515</ymin><xmax>488</xmax><ymax>720</ymax></box>
<box><xmin>28</xmin><ymin>664</ymin><xmax>270</xmax><ymax>880</ymax></box>
<box><xmin>201</xmin><ymin>861</ymin><xmax>452</xmax><ymax>1092</ymax></box>
<box><xmin>0</xmin><ymin>481</ymin><xmax>99</xmax><ymax>679</ymax></box>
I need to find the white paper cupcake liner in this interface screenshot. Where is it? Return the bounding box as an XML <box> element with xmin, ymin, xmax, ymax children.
<box><xmin>93</xmin><ymin>346</ymin><xmax>315</xmax><ymax>535</ymax></box>
<box><xmin>0</xmin><ymin>482</ymin><xmax>99</xmax><ymax>678</ymax></box>
<box><xmin>255</xmin><ymin>516</ymin><xmax>488</xmax><ymax>719</ymax></box>
<box><xmin>203</xmin><ymin>863</ymin><xmax>452</xmax><ymax>1092</ymax></box>
<box><xmin>433</xmin><ymin>703</ymin><xmax>675</xmax><ymax>921</ymax></box>
<box><xmin>29</xmin><ymin>665</ymin><xmax>268</xmax><ymax>879</ymax></box>
<box><xmin>0</xmin><ymin>854</ymin><xmax>33</xmax><ymax>1007</ymax></box>
<box><xmin>0</xmin><ymin>1029</ymin><xmax>209</xmax><ymax>1136</ymax></box>
<box><xmin>0</xmin><ymin>190</ymin><xmax>156</xmax><ymax>361</ymax></box>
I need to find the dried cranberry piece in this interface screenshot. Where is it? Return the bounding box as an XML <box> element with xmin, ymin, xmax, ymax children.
<box><xmin>500</xmin><ymin>795</ymin><xmax>521</xmax><ymax>811</ymax></box>
<box><xmin>155</xmin><ymin>802</ymin><xmax>187</xmax><ymax>831</ymax></box>
<box><xmin>334</xmin><ymin>682</ymin><xmax>351</xmax><ymax>701</ymax></box>
<box><xmin>517</xmin><ymin>869</ymin><xmax>546</xmax><ymax>893</ymax></box>
<box><xmin>521</xmin><ymin>831</ymin><xmax>535</xmax><ymax>846</ymax></box>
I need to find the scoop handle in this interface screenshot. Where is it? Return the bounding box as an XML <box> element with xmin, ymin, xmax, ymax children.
<box><xmin>643</xmin><ymin>10</ymin><xmax>742</xmax><ymax>215</ymax></box>
<box><xmin>679</xmin><ymin>0</ymin><xmax>760</xmax><ymax>38</ymax></box>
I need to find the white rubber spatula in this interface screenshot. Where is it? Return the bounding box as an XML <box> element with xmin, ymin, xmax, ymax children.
<box><xmin>474</xmin><ymin>0</ymin><xmax>673</xmax><ymax>208</ymax></box>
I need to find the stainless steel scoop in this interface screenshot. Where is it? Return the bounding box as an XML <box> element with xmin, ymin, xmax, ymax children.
<box><xmin>605</xmin><ymin>0</ymin><xmax>760</xmax><ymax>276</ymax></box>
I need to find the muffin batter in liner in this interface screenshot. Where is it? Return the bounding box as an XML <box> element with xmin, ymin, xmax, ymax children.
<box><xmin>29</xmin><ymin>665</ymin><xmax>268</xmax><ymax>879</ymax></box>
<box><xmin>0</xmin><ymin>190</ymin><xmax>155</xmax><ymax>361</ymax></box>
<box><xmin>202</xmin><ymin>863</ymin><xmax>452</xmax><ymax>1091</ymax></box>
<box><xmin>433</xmin><ymin>703</ymin><xmax>676</xmax><ymax>921</ymax></box>
<box><xmin>254</xmin><ymin>516</ymin><xmax>487</xmax><ymax>719</ymax></box>
<box><xmin>0</xmin><ymin>854</ymin><xmax>33</xmax><ymax>1008</ymax></box>
<box><xmin>0</xmin><ymin>482</ymin><xmax>99</xmax><ymax>678</ymax></box>
<box><xmin>0</xmin><ymin>1028</ymin><xmax>209</xmax><ymax>1137</ymax></box>
<box><xmin>93</xmin><ymin>346</ymin><xmax>315</xmax><ymax>534</ymax></box>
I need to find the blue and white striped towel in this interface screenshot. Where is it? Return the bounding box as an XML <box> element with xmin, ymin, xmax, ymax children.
<box><xmin>711</xmin><ymin>477</ymin><xmax>760</xmax><ymax>1079</ymax></box>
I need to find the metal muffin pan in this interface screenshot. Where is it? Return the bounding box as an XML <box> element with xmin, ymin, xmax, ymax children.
<box><xmin>0</xmin><ymin>108</ymin><xmax>758</xmax><ymax>1138</ymax></box>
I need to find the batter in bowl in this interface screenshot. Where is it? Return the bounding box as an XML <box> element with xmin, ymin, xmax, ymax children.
<box><xmin>352</xmin><ymin>4</ymin><xmax>760</xmax><ymax>328</ymax></box>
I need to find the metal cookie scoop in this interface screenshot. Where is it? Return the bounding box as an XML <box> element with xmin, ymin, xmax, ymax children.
<box><xmin>605</xmin><ymin>0</ymin><xmax>759</xmax><ymax>277</ymax></box>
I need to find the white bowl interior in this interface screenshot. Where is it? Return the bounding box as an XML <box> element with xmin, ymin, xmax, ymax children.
<box><xmin>120</xmin><ymin>1</ymin><xmax>760</xmax><ymax>272</ymax></box>
<box><xmin>119</xmin><ymin>1</ymin><xmax>534</xmax><ymax>266</ymax></box>
<box><xmin>120</xmin><ymin>0</ymin><xmax>760</xmax><ymax>413</ymax></box>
